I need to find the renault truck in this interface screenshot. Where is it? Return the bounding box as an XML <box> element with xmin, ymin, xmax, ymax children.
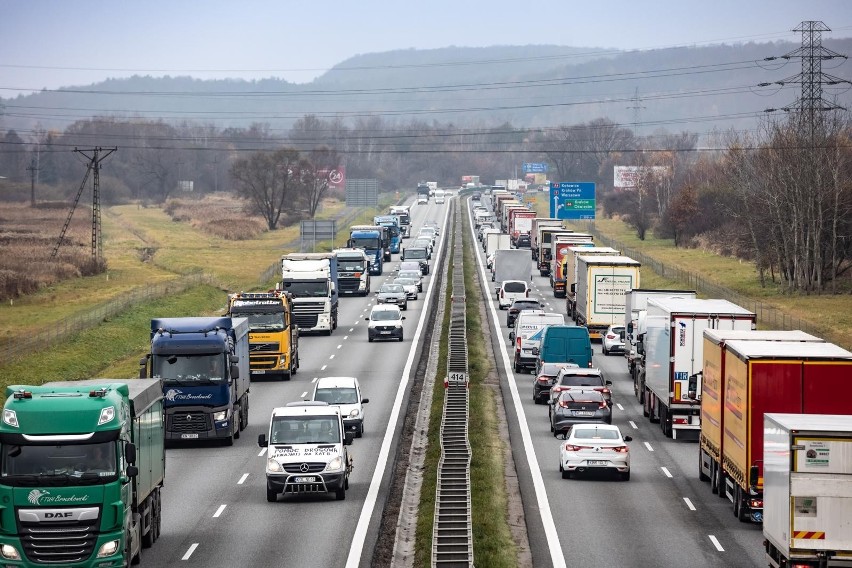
<box><xmin>227</xmin><ymin>291</ymin><xmax>300</xmax><ymax>380</ymax></box>
<box><xmin>0</xmin><ymin>378</ymin><xmax>165</xmax><ymax>567</ymax></box>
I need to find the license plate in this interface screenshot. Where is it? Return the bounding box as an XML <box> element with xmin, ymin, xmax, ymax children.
<box><xmin>587</xmin><ymin>460</ymin><xmax>607</xmax><ymax>466</ymax></box>
<box><xmin>294</xmin><ymin>476</ymin><xmax>316</xmax><ymax>483</ymax></box>
<box><xmin>380</xmin><ymin>331</ymin><xmax>391</xmax><ymax>335</ymax></box>
<box><xmin>253</xmin><ymin>370</ymin><xmax>266</xmax><ymax>374</ymax></box>
<box><xmin>573</xmin><ymin>411</ymin><xmax>595</xmax><ymax>416</ymax></box>
<box><xmin>181</xmin><ymin>433</ymin><xmax>199</xmax><ymax>439</ymax></box>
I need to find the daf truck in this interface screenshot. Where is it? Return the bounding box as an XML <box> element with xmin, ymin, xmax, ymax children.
<box><xmin>281</xmin><ymin>252</ymin><xmax>340</xmax><ymax>334</ymax></box>
<box><xmin>142</xmin><ymin>316</ymin><xmax>251</xmax><ymax>446</ymax></box>
<box><xmin>227</xmin><ymin>291</ymin><xmax>300</xmax><ymax>380</ymax></box>
<box><xmin>0</xmin><ymin>379</ymin><xmax>165</xmax><ymax>567</ymax></box>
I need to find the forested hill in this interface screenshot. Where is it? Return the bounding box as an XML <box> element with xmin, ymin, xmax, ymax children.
<box><xmin>2</xmin><ymin>39</ymin><xmax>851</xmax><ymax>135</ymax></box>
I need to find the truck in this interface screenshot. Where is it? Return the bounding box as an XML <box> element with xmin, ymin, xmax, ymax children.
<box><xmin>573</xmin><ymin>255</ymin><xmax>640</xmax><ymax>341</ymax></box>
<box><xmin>281</xmin><ymin>252</ymin><xmax>339</xmax><ymax>334</ymax></box>
<box><xmin>549</xmin><ymin>233</ymin><xmax>594</xmax><ymax>295</ymax></box>
<box><xmin>142</xmin><ymin>316</ymin><xmax>251</xmax><ymax>446</ymax></box>
<box><xmin>492</xmin><ymin>248</ymin><xmax>531</xmax><ymax>286</ymax></box>
<box><xmin>389</xmin><ymin>205</ymin><xmax>411</xmax><ymax>238</ymax></box>
<box><xmin>531</xmin><ymin>218</ymin><xmax>564</xmax><ymax>261</ymax></box>
<box><xmin>763</xmin><ymin>413</ymin><xmax>852</xmax><ymax>567</ymax></box>
<box><xmin>500</xmin><ymin>202</ymin><xmax>524</xmax><ymax>232</ymax></box>
<box><xmin>641</xmin><ymin>297</ymin><xmax>756</xmax><ymax>440</ymax></box>
<box><xmin>508</xmin><ymin>208</ymin><xmax>536</xmax><ymax>245</ymax></box>
<box><xmin>624</xmin><ymin>288</ymin><xmax>697</xmax><ymax>393</ymax></box>
<box><xmin>227</xmin><ymin>291</ymin><xmax>300</xmax><ymax>380</ymax></box>
<box><xmin>509</xmin><ymin>310</ymin><xmax>565</xmax><ymax>373</ymax></box>
<box><xmin>697</xmin><ymin>330</ymin><xmax>825</xmax><ymax>505</ymax></box>
<box><xmin>537</xmin><ymin>228</ymin><xmax>575</xmax><ymax>275</ymax></box>
<box><xmin>332</xmin><ymin>247</ymin><xmax>371</xmax><ymax>296</ymax></box>
<box><xmin>0</xmin><ymin>379</ymin><xmax>164</xmax><ymax>567</ymax></box>
<box><xmin>374</xmin><ymin>215</ymin><xmax>402</xmax><ymax>254</ymax></box>
<box><xmin>564</xmin><ymin>246</ymin><xmax>620</xmax><ymax>319</ymax></box>
<box><xmin>708</xmin><ymin>340</ymin><xmax>852</xmax><ymax>523</ymax></box>
<box><xmin>348</xmin><ymin>225</ymin><xmax>384</xmax><ymax>274</ymax></box>
<box><xmin>485</xmin><ymin>232</ymin><xmax>512</xmax><ymax>257</ymax></box>
<box><xmin>416</xmin><ymin>183</ymin><xmax>430</xmax><ymax>204</ymax></box>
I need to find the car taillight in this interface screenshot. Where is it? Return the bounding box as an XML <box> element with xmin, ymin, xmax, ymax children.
<box><xmin>500</xmin><ymin>290</ymin><xmax>504</xmax><ymax>298</ymax></box>
<box><xmin>599</xmin><ymin>401</ymin><xmax>608</xmax><ymax>409</ymax></box>
<box><xmin>606</xmin><ymin>334</ymin><xmax>615</xmax><ymax>339</ymax></box>
<box><xmin>611</xmin><ymin>446</ymin><xmax>629</xmax><ymax>453</ymax></box>
<box><xmin>537</xmin><ymin>376</ymin><xmax>550</xmax><ymax>383</ymax></box>
<box><xmin>551</xmin><ymin>386</ymin><xmax>564</xmax><ymax>394</ymax></box>
<box><xmin>517</xmin><ymin>337</ymin><xmax>522</xmax><ymax>349</ymax></box>
<box><xmin>564</xmin><ymin>444</ymin><xmax>591</xmax><ymax>451</ymax></box>
<box><xmin>749</xmin><ymin>499</ymin><xmax>763</xmax><ymax>508</ymax></box>
<box><xmin>596</xmin><ymin>387</ymin><xmax>610</xmax><ymax>395</ymax></box>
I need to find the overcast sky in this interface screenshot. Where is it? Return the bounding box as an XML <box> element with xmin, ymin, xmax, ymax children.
<box><xmin>2</xmin><ymin>0</ymin><xmax>850</xmax><ymax>95</ymax></box>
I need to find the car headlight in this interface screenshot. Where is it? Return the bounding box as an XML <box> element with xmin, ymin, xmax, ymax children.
<box><xmin>96</xmin><ymin>539</ymin><xmax>120</xmax><ymax>558</ymax></box>
<box><xmin>348</xmin><ymin>409</ymin><xmax>360</xmax><ymax>418</ymax></box>
<box><xmin>1</xmin><ymin>544</ymin><xmax>20</xmax><ymax>560</ymax></box>
<box><xmin>326</xmin><ymin>456</ymin><xmax>344</xmax><ymax>472</ymax></box>
<box><xmin>266</xmin><ymin>458</ymin><xmax>283</xmax><ymax>473</ymax></box>
<box><xmin>213</xmin><ymin>410</ymin><xmax>230</xmax><ymax>422</ymax></box>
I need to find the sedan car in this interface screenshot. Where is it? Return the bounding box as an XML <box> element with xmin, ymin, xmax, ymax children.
<box><xmin>401</xmin><ymin>247</ymin><xmax>430</xmax><ymax>275</ymax></box>
<box><xmin>376</xmin><ymin>283</ymin><xmax>407</xmax><ymax>310</ymax></box>
<box><xmin>548</xmin><ymin>367</ymin><xmax>612</xmax><ymax>407</ymax></box>
<box><xmin>397</xmin><ymin>269</ymin><xmax>423</xmax><ymax>292</ymax></box>
<box><xmin>393</xmin><ymin>277</ymin><xmax>419</xmax><ymax>300</ymax></box>
<box><xmin>533</xmin><ymin>362</ymin><xmax>578</xmax><ymax>404</ymax></box>
<box><xmin>311</xmin><ymin>376</ymin><xmax>369</xmax><ymax>438</ymax></box>
<box><xmin>602</xmin><ymin>325</ymin><xmax>626</xmax><ymax>356</ymax></box>
<box><xmin>550</xmin><ymin>390</ymin><xmax>612</xmax><ymax>435</ymax></box>
<box><xmin>366</xmin><ymin>304</ymin><xmax>405</xmax><ymax>342</ymax></box>
<box><xmin>506</xmin><ymin>298</ymin><xmax>544</xmax><ymax>327</ymax></box>
<box><xmin>558</xmin><ymin>423</ymin><xmax>632</xmax><ymax>480</ymax></box>
<box><xmin>412</xmin><ymin>237</ymin><xmax>433</xmax><ymax>257</ymax></box>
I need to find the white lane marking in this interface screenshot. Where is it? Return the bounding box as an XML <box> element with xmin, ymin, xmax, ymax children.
<box><xmin>644</xmin><ymin>442</ymin><xmax>654</xmax><ymax>452</ymax></box>
<box><xmin>337</xmin><ymin>344</ymin><xmax>343</xmax><ymax>349</ymax></box>
<box><xmin>683</xmin><ymin>497</ymin><xmax>696</xmax><ymax>511</ymax></box>
<box><xmin>312</xmin><ymin>377</ymin><xmax>318</xmax><ymax>383</ymax></box>
<box><xmin>616</xmin><ymin>403</ymin><xmax>624</xmax><ymax>411</ymax></box>
<box><xmin>238</xmin><ymin>473</ymin><xmax>249</xmax><ymax>485</ymax></box>
<box><xmin>213</xmin><ymin>504</ymin><xmax>226</xmax><ymax>518</ymax></box>
<box><xmin>321</xmin><ymin>365</ymin><xmax>327</xmax><ymax>371</ymax></box>
<box><xmin>182</xmin><ymin>543</ymin><xmax>199</xmax><ymax>560</ymax></box>
<box><xmin>258</xmin><ymin>448</ymin><xmax>267</xmax><ymax>457</ymax></box>
<box><xmin>708</xmin><ymin>535</ymin><xmax>725</xmax><ymax>552</ymax></box>
<box><xmin>346</xmin><ymin>203</ymin><xmax>451</xmax><ymax>568</ymax></box>
<box><xmin>629</xmin><ymin>421</ymin><xmax>638</xmax><ymax>429</ymax></box>
<box><xmin>343</xmin><ymin>336</ymin><xmax>349</xmax><ymax>340</ymax></box>
<box><xmin>661</xmin><ymin>467</ymin><xmax>673</xmax><ymax>478</ymax></box>
<box><xmin>329</xmin><ymin>354</ymin><xmax>335</xmax><ymax>360</ymax></box>
<box><xmin>300</xmin><ymin>391</ymin><xmax>308</xmax><ymax>398</ymax></box>
<box><xmin>349</xmin><ymin>328</ymin><xmax>354</xmax><ymax>332</ymax></box>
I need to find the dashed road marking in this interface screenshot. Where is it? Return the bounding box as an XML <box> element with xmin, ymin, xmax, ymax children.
<box><xmin>661</xmin><ymin>467</ymin><xmax>673</xmax><ymax>478</ymax></box>
<box><xmin>709</xmin><ymin>535</ymin><xmax>724</xmax><ymax>552</ymax></box>
<box><xmin>300</xmin><ymin>391</ymin><xmax>307</xmax><ymax>398</ymax></box>
<box><xmin>683</xmin><ymin>497</ymin><xmax>696</xmax><ymax>511</ymax></box>
<box><xmin>312</xmin><ymin>377</ymin><xmax>318</xmax><ymax>383</ymax></box>
<box><xmin>238</xmin><ymin>473</ymin><xmax>249</xmax><ymax>485</ymax></box>
<box><xmin>329</xmin><ymin>354</ymin><xmax>335</xmax><ymax>359</ymax></box>
<box><xmin>343</xmin><ymin>336</ymin><xmax>349</xmax><ymax>340</ymax></box>
<box><xmin>644</xmin><ymin>442</ymin><xmax>654</xmax><ymax>452</ymax></box>
<box><xmin>337</xmin><ymin>344</ymin><xmax>343</xmax><ymax>349</ymax></box>
<box><xmin>213</xmin><ymin>504</ymin><xmax>226</xmax><ymax>518</ymax></box>
<box><xmin>182</xmin><ymin>543</ymin><xmax>199</xmax><ymax>560</ymax></box>
<box><xmin>321</xmin><ymin>365</ymin><xmax>327</xmax><ymax>371</ymax></box>
<box><xmin>616</xmin><ymin>403</ymin><xmax>624</xmax><ymax>411</ymax></box>
<box><xmin>258</xmin><ymin>448</ymin><xmax>267</xmax><ymax>457</ymax></box>
<box><xmin>629</xmin><ymin>421</ymin><xmax>638</xmax><ymax>429</ymax></box>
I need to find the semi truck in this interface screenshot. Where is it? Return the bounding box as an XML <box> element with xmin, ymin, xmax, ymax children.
<box><xmin>537</xmin><ymin>228</ymin><xmax>574</xmax><ymax>275</ymax></box>
<box><xmin>485</xmin><ymin>232</ymin><xmax>512</xmax><ymax>257</ymax></box>
<box><xmin>640</xmin><ymin>297</ymin><xmax>756</xmax><ymax>440</ymax></box>
<box><xmin>373</xmin><ymin>215</ymin><xmax>402</xmax><ymax>254</ymax></box>
<box><xmin>573</xmin><ymin>255</ymin><xmax>641</xmax><ymax>340</ymax></box>
<box><xmin>281</xmin><ymin>252</ymin><xmax>339</xmax><ymax>334</ymax></box>
<box><xmin>348</xmin><ymin>225</ymin><xmax>387</xmax><ymax>270</ymax></box>
<box><xmin>763</xmin><ymin>413</ymin><xmax>852</xmax><ymax>568</ymax></box>
<box><xmin>564</xmin><ymin>246</ymin><xmax>620</xmax><ymax>319</ymax></box>
<box><xmin>508</xmin><ymin>208</ymin><xmax>536</xmax><ymax>246</ymax></box>
<box><xmin>0</xmin><ymin>378</ymin><xmax>165</xmax><ymax>567</ymax></box>
<box><xmin>227</xmin><ymin>291</ymin><xmax>300</xmax><ymax>380</ymax></box>
<box><xmin>141</xmin><ymin>316</ymin><xmax>251</xmax><ymax>446</ymax></box>
<box><xmin>417</xmin><ymin>183</ymin><xmax>430</xmax><ymax>203</ymax></box>
<box><xmin>531</xmin><ymin>218</ymin><xmax>564</xmax><ymax>261</ymax></box>
<box><xmin>332</xmin><ymin>247</ymin><xmax>371</xmax><ymax>296</ymax></box>
<box><xmin>704</xmin><ymin>340</ymin><xmax>852</xmax><ymax>523</ymax></box>
<box><xmin>389</xmin><ymin>205</ymin><xmax>411</xmax><ymax>237</ymax></box>
<box><xmin>549</xmin><ymin>233</ymin><xmax>594</xmax><ymax>295</ymax></box>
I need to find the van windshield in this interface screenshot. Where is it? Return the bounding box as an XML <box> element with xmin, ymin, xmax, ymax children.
<box><xmin>269</xmin><ymin>416</ymin><xmax>341</xmax><ymax>445</ymax></box>
<box><xmin>314</xmin><ymin>387</ymin><xmax>358</xmax><ymax>404</ymax></box>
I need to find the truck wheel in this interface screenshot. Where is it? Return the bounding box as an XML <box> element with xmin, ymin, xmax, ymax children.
<box><xmin>266</xmin><ymin>485</ymin><xmax>278</xmax><ymax>503</ymax></box>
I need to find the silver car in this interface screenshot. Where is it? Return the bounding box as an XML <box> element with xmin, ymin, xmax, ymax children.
<box><xmin>397</xmin><ymin>270</ymin><xmax>423</xmax><ymax>292</ymax></box>
<box><xmin>376</xmin><ymin>283</ymin><xmax>407</xmax><ymax>310</ymax></box>
<box><xmin>393</xmin><ymin>277</ymin><xmax>418</xmax><ymax>300</ymax></box>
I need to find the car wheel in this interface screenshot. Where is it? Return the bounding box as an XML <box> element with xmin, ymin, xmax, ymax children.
<box><xmin>621</xmin><ymin>471</ymin><xmax>630</xmax><ymax>481</ymax></box>
<box><xmin>562</xmin><ymin>469</ymin><xmax>571</xmax><ymax>480</ymax></box>
<box><xmin>402</xmin><ymin>302</ymin><xmax>407</xmax><ymax>310</ymax></box>
<box><xmin>335</xmin><ymin>486</ymin><xmax>346</xmax><ymax>501</ymax></box>
<box><xmin>602</xmin><ymin>345</ymin><xmax>609</xmax><ymax>356</ymax></box>
<box><xmin>399</xmin><ymin>335</ymin><xmax>404</xmax><ymax>342</ymax></box>
<box><xmin>357</xmin><ymin>423</ymin><xmax>364</xmax><ymax>438</ymax></box>
<box><xmin>266</xmin><ymin>485</ymin><xmax>278</xmax><ymax>503</ymax></box>
<box><xmin>368</xmin><ymin>337</ymin><xmax>374</xmax><ymax>343</ymax></box>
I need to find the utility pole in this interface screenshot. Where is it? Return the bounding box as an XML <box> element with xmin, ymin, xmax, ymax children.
<box><xmin>26</xmin><ymin>158</ymin><xmax>40</xmax><ymax>207</ymax></box>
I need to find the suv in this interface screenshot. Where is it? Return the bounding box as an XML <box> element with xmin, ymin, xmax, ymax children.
<box><xmin>258</xmin><ymin>401</ymin><xmax>354</xmax><ymax>501</ymax></box>
<box><xmin>548</xmin><ymin>367</ymin><xmax>612</xmax><ymax>407</ymax></box>
<box><xmin>311</xmin><ymin>376</ymin><xmax>369</xmax><ymax>438</ymax></box>
<box><xmin>366</xmin><ymin>304</ymin><xmax>405</xmax><ymax>342</ymax></box>
<box><xmin>533</xmin><ymin>362</ymin><xmax>578</xmax><ymax>404</ymax></box>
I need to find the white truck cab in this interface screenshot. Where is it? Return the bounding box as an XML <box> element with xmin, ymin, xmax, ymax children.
<box><xmin>258</xmin><ymin>401</ymin><xmax>353</xmax><ymax>501</ymax></box>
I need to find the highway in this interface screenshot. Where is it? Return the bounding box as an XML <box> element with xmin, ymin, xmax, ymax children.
<box><xmin>142</xmin><ymin>200</ymin><xmax>450</xmax><ymax>568</ymax></box>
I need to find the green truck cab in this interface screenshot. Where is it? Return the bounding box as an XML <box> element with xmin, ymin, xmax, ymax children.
<box><xmin>0</xmin><ymin>379</ymin><xmax>165</xmax><ymax>567</ymax></box>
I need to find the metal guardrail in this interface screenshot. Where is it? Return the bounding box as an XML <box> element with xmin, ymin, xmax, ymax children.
<box><xmin>432</xmin><ymin>202</ymin><xmax>474</xmax><ymax>567</ymax></box>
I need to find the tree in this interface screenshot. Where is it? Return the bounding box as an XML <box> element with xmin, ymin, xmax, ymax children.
<box><xmin>230</xmin><ymin>148</ymin><xmax>301</xmax><ymax>230</ymax></box>
<box><xmin>296</xmin><ymin>146</ymin><xmax>340</xmax><ymax>218</ymax></box>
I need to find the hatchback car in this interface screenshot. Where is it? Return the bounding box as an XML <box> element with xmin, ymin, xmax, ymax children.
<box><xmin>311</xmin><ymin>376</ymin><xmax>369</xmax><ymax>438</ymax></box>
<box><xmin>366</xmin><ymin>304</ymin><xmax>405</xmax><ymax>342</ymax></box>
<box><xmin>515</xmin><ymin>233</ymin><xmax>531</xmax><ymax>248</ymax></box>
<box><xmin>533</xmin><ymin>362</ymin><xmax>578</xmax><ymax>404</ymax></box>
<box><xmin>602</xmin><ymin>325</ymin><xmax>626</xmax><ymax>356</ymax></box>
<box><xmin>550</xmin><ymin>390</ymin><xmax>612</xmax><ymax>435</ymax></box>
<box><xmin>393</xmin><ymin>277</ymin><xmax>419</xmax><ymax>300</ymax></box>
<box><xmin>507</xmin><ymin>298</ymin><xmax>544</xmax><ymax>327</ymax></box>
<box><xmin>397</xmin><ymin>270</ymin><xmax>423</xmax><ymax>292</ymax></box>
<box><xmin>548</xmin><ymin>367</ymin><xmax>612</xmax><ymax>407</ymax></box>
<box><xmin>418</xmin><ymin>226</ymin><xmax>438</xmax><ymax>242</ymax></box>
<box><xmin>376</xmin><ymin>283</ymin><xmax>407</xmax><ymax>310</ymax></box>
<box><xmin>558</xmin><ymin>424</ymin><xmax>632</xmax><ymax>480</ymax></box>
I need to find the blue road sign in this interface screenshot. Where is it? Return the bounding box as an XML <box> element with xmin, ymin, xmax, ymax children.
<box><xmin>522</xmin><ymin>162</ymin><xmax>549</xmax><ymax>174</ymax></box>
<box><xmin>550</xmin><ymin>182</ymin><xmax>596</xmax><ymax>220</ymax></box>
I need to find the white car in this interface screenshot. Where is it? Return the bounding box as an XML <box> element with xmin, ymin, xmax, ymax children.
<box><xmin>366</xmin><ymin>304</ymin><xmax>405</xmax><ymax>342</ymax></box>
<box><xmin>497</xmin><ymin>279</ymin><xmax>529</xmax><ymax>309</ymax></box>
<box><xmin>558</xmin><ymin>423</ymin><xmax>632</xmax><ymax>481</ymax></box>
<box><xmin>418</xmin><ymin>227</ymin><xmax>438</xmax><ymax>243</ymax></box>
<box><xmin>311</xmin><ymin>376</ymin><xmax>369</xmax><ymax>438</ymax></box>
<box><xmin>393</xmin><ymin>277</ymin><xmax>419</xmax><ymax>300</ymax></box>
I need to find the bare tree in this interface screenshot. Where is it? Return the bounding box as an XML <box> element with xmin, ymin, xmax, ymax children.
<box><xmin>296</xmin><ymin>146</ymin><xmax>341</xmax><ymax>218</ymax></box>
<box><xmin>230</xmin><ymin>148</ymin><xmax>301</xmax><ymax>230</ymax></box>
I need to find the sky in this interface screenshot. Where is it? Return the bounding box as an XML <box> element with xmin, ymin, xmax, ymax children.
<box><xmin>1</xmin><ymin>0</ymin><xmax>851</xmax><ymax>96</ymax></box>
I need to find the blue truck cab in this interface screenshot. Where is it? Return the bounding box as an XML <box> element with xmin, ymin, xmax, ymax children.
<box><xmin>348</xmin><ymin>225</ymin><xmax>384</xmax><ymax>275</ymax></box>
<box><xmin>374</xmin><ymin>215</ymin><xmax>402</xmax><ymax>255</ymax></box>
<box><xmin>141</xmin><ymin>316</ymin><xmax>251</xmax><ymax>445</ymax></box>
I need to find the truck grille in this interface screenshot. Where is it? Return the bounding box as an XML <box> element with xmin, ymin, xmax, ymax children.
<box><xmin>19</xmin><ymin>517</ymin><xmax>99</xmax><ymax>564</ymax></box>
<box><xmin>282</xmin><ymin>462</ymin><xmax>326</xmax><ymax>473</ymax></box>
<box><xmin>292</xmin><ymin>301</ymin><xmax>325</xmax><ymax>329</ymax></box>
<box><xmin>168</xmin><ymin>411</ymin><xmax>211</xmax><ymax>433</ymax></box>
<box><xmin>250</xmin><ymin>342</ymin><xmax>279</xmax><ymax>353</ymax></box>
<box><xmin>293</xmin><ymin>314</ymin><xmax>319</xmax><ymax>328</ymax></box>
<box><xmin>251</xmin><ymin>354</ymin><xmax>280</xmax><ymax>370</ymax></box>
<box><xmin>338</xmin><ymin>278</ymin><xmax>361</xmax><ymax>292</ymax></box>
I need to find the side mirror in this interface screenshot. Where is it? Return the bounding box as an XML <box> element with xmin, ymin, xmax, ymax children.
<box><xmin>126</xmin><ymin>465</ymin><xmax>139</xmax><ymax>478</ymax></box>
<box><xmin>401</xmin><ymin>316</ymin><xmax>406</xmax><ymax>320</ymax></box>
<box><xmin>636</xmin><ymin>341</ymin><xmax>644</xmax><ymax>356</ymax></box>
<box><xmin>230</xmin><ymin>365</ymin><xmax>240</xmax><ymax>380</ymax></box>
<box><xmin>627</xmin><ymin>322</ymin><xmax>633</xmax><ymax>334</ymax></box>
<box><xmin>138</xmin><ymin>355</ymin><xmax>149</xmax><ymax>379</ymax></box>
<box><xmin>749</xmin><ymin>464</ymin><xmax>759</xmax><ymax>487</ymax></box>
<box><xmin>258</xmin><ymin>434</ymin><xmax>268</xmax><ymax>448</ymax></box>
<box><xmin>623</xmin><ymin>435</ymin><xmax>633</xmax><ymax>442</ymax></box>
<box><xmin>124</xmin><ymin>442</ymin><xmax>137</xmax><ymax>465</ymax></box>
<box><xmin>361</xmin><ymin>398</ymin><xmax>370</xmax><ymax>404</ymax></box>
<box><xmin>344</xmin><ymin>432</ymin><xmax>355</xmax><ymax>446</ymax></box>
<box><xmin>560</xmin><ymin>432</ymin><xmax>568</xmax><ymax>440</ymax></box>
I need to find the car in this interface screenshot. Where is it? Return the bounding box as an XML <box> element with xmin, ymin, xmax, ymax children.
<box><xmin>412</xmin><ymin>237</ymin><xmax>433</xmax><ymax>257</ymax></box>
<box><xmin>506</xmin><ymin>298</ymin><xmax>544</xmax><ymax>327</ymax></box>
<box><xmin>311</xmin><ymin>376</ymin><xmax>369</xmax><ymax>438</ymax></box>
<box><xmin>498</xmin><ymin>280</ymin><xmax>529</xmax><ymax>309</ymax></box>
<box><xmin>558</xmin><ymin>423</ymin><xmax>632</xmax><ymax>480</ymax></box>
<box><xmin>418</xmin><ymin>226</ymin><xmax>438</xmax><ymax>243</ymax></box>
<box><xmin>533</xmin><ymin>362</ymin><xmax>578</xmax><ymax>404</ymax></box>
<box><xmin>393</xmin><ymin>277</ymin><xmax>419</xmax><ymax>300</ymax></box>
<box><xmin>548</xmin><ymin>367</ymin><xmax>612</xmax><ymax>407</ymax></box>
<box><xmin>515</xmin><ymin>233</ymin><xmax>531</xmax><ymax>248</ymax></box>
<box><xmin>472</xmin><ymin>191</ymin><xmax>482</xmax><ymax>200</ymax></box>
<box><xmin>486</xmin><ymin>252</ymin><xmax>495</xmax><ymax>270</ymax></box>
<box><xmin>397</xmin><ymin>269</ymin><xmax>423</xmax><ymax>292</ymax></box>
<box><xmin>366</xmin><ymin>304</ymin><xmax>405</xmax><ymax>342</ymax></box>
<box><xmin>376</xmin><ymin>283</ymin><xmax>407</xmax><ymax>309</ymax></box>
<box><xmin>401</xmin><ymin>247</ymin><xmax>430</xmax><ymax>275</ymax></box>
<box><xmin>602</xmin><ymin>325</ymin><xmax>626</xmax><ymax>356</ymax></box>
<box><xmin>550</xmin><ymin>390</ymin><xmax>612</xmax><ymax>435</ymax></box>
<box><xmin>423</xmin><ymin>221</ymin><xmax>440</xmax><ymax>236</ymax></box>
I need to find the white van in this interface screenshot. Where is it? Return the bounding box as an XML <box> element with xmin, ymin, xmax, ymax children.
<box><xmin>258</xmin><ymin>401</ymin><xmax>354</xmax><ymax>501</ymax></box>
<box><xmin>311</xmin><ymin>376</ymin><xmax>369</xmax><ymax>437</ymax></box>
<box><xmin>509</xmin><ymin>311</ymin><xmax>566</xmax><ymax>372</ymax></box>
<box><xmin>498</xmin><ymin>279</ymin><xmax>529</xmax><ymax>309</ymax></box>
<box><xmin>434</xmin><ymin>190</ymin><xmax>446</xmax><ymax>204</ymax></box>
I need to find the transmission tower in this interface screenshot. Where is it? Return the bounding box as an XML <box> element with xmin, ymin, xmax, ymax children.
<box><xmin>51</xmin><ymin>147</ymin><xmax>116</xmax><ymax>263</ymax></box>
<box><xmin>26</xmin><ymin>158</ymin><xmax>40</xmax><ymax>207</ymax></box>
<box><xmin>626</xmin><ymin>87</ymin><xmax>646</xmax><ymax>137</ymax></box>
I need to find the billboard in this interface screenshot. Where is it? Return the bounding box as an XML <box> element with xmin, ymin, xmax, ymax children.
<box><xmin>550</xmin><ymin>182</ymin><xmax>596</xmax><ymax>220</ymax></box>
<box><xmin>613</xmin><ymin>166</ymin><xmax>670</xmax><ymax>189</ymax></box>
<box><xmin>318</xmin><ymin>165</ymin><xmax>346</xmax><ymax>191</ymax></box>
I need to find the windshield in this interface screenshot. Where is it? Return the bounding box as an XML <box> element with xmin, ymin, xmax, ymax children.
<box><xmin>233</xmin><ymin>311</ymin><xmax>285</xmax><ymax>332</ymax></box>
<box><xmin>350</xmin><ymin>237</ymin><xmax>380</xmax><ymax>249</ymax></box>
<box><xmin>281</xmin><ymin>280</ymin><xmax>329</xmax><ymax>297</ymax></box>
<box><xmin>1</xmin><ymin>441</ymin><xmax>118</xmax><ymax>486</ymax></box>
<box><xmin>380</xmin><ymin>285</ymin><xmax>404</xmax><ymax>294</ymax></box>
<box><xmin>270</xmin><ymin>416</ymin><xmax>341</xmax><ymax>445</ymax></box>
<box><xmin>404</xmin><ymin>249</ymin><xmax>427</xmax><ymax>260</ymax></box>
<box><xmin>395</xmin><ymin>279</ymin><xmax>416</xmax><ymax>286</ymax></box>
<box><xmin>153</xmin><ymin>354</ymin><xmax>227</xmax><ymax>384</ymax></box>
<box><xmin>398</xmin><ymin>272</ymin><xmax>420</xmax><ymax>280</ymax></box>
<box><xmin>337</xmin><ymin>259</ymin><xmax>367</xmax><ymax>271</ymax></box>
<box><xmin>371</xmin><ymin>310</ymin><xmax>401</xmax><ymax>321</ymax></box>
<box><xmin>314</xmin><ymin>387</ymin><xmax>358</xmax><ymax>405</ymax></box>
<box><xmin>380</xmin><ymin>224</ymin><xmax>400</xmax><ymax>237</ymax></box>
